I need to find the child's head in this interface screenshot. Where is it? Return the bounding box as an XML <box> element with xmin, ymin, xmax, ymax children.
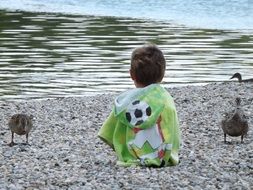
<box><xmin>130</xmin><ymin>44</ymin><xmax>166</xmax><ymax>87</ymax></box>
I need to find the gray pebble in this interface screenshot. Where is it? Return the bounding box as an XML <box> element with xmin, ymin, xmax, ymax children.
<box><xmin>0</xmin><ymin>83</ymin><xmax>252</xmax><ymax>189</ymax></box>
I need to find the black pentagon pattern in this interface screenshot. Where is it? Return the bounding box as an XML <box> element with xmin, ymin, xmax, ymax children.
<box><xmin>134</xmin><ymin>109</ymin><xmax>143</xmax><ymax>118</ymax></box>
<box><xmin>132</xmin><ymin>100</ymin><xmax>140</xmax><ymax>105</ymax></box>
<box><xmin>135</xmin><ymin>120</ymin><xmax>144</xmax><ymax>126</ymax></box>
<box><xmin>146</xmin><ymin>106</ymin><xmax>152</xmax><ymax>116</ymax></box>
<box><xmin>126</xmin><ymin>112</ymin><xmax>131</xmax><ymax>122</ymax></box>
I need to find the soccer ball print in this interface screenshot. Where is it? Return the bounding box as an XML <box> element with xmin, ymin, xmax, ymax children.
<box><xmin>125</xmin><ymin>100</ymin><xmax>152</xmax><ymax>126</ymax></box>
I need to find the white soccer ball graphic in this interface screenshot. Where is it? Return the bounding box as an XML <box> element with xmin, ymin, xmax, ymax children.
<box><xmin>125</xmin><ymin>100</ymin><xmax>152</xmax><ymax>126</ymax></box>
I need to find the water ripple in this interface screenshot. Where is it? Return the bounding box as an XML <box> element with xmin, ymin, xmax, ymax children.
<box><xmin>0</xmin><ymin>10</ymin><xmax>253</xmax><ymax>100</ymax></box>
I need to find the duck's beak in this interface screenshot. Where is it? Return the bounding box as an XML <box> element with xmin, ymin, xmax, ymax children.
<box><xmin>230</xmin><ymin>75</ymin><xmax>235</xmax><ymax>80</ymax></box>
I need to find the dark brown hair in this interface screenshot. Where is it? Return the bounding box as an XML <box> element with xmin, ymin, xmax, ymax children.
<box><xmin>131</xmin><ymin>44</ymin><xmax>166</xmax><ymax>86</ymax></box>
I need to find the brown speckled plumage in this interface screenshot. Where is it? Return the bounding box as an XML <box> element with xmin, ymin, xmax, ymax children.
<box><xmin>221</xmin><ymin>97</ymin><xmax>249</xmax><ymax>143</ymax></box>
<box><xmin>8</xmin><ymin>114</ymin><xmax>33</xmax><ymax>146</ymax></box>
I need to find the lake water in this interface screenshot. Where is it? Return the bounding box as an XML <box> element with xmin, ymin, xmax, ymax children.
<box><xmin>0</xmin><ymin>0</ymin><xmax>253</xmax><ymax>100</ymax></box>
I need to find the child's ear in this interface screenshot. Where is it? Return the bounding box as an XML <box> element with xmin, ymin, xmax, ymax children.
<box><xmin>130</xmin><ymin>69</ymin><xmax>136</xmax><ymax>81</ymax></box>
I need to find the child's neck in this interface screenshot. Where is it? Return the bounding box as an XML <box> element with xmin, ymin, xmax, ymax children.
<box><xmin>134</xmin><ymin>82</ymin><xmax>159</xmax><ymax>88</ymax></box>
<box><xmin>135</xmin><ymin>83</ymin><xmax>146</xmax><ymax>88</ymax></box>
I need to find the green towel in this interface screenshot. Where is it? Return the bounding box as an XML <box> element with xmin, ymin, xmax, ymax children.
<box><xmin>98</xmin><ymin>84</ymin><xmax>180</xmax><ymax>167</ymax></box>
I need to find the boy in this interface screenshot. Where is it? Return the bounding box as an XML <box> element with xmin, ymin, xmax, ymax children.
<box><xmin>98</xmin><ymin>44</ymin><xmax>180</xmax><ymax>167</ymax></box>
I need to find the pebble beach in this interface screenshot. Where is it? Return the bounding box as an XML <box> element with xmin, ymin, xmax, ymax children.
<box><xmin>0</xmin><ymin>82</ymin><xmax>252</xmax><ymax>190</ymax></box>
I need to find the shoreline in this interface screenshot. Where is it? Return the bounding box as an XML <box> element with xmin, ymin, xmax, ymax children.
<box><xmin>0</xmin><ymin>82</ymin><xmax>252</xmax><ymax>189</ymax></box>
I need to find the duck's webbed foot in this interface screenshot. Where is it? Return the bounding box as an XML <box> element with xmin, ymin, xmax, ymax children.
<box><xmin>21</xmin><ymin>142</ymin><xmax>31</xmax><ymax>146</ymax></box>
<box><xmin>8</xmin><ymin>141</ymin><xmax>16</xmax><ymax>147</ymax></box>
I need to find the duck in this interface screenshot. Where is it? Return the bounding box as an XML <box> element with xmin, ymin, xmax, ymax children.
<box><xmin>221</xmin><ymin>97</ymin><xmax>249</xmax><ymax>143</ymax></box>
<box><xmin>8</xmin><ymin>114</ymin><xmax>33</xmax><ymax>147</ymax></box>
<box><xmin>230</xmin><ymin>72</ymin><xmax>253</xmax><ymax>83</ymax></box>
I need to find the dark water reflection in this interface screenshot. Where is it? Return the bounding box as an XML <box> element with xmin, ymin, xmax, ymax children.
<box><xmin>0</xmin><ymin>10</ymin><xmax>253</xmax><ymax>100</ymax></box>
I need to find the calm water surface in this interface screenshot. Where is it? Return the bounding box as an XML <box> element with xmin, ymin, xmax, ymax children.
<box><xmin>0</xmin><ymin>10</ymin><xmax>253</xmax><ymax>100</ymax></box>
